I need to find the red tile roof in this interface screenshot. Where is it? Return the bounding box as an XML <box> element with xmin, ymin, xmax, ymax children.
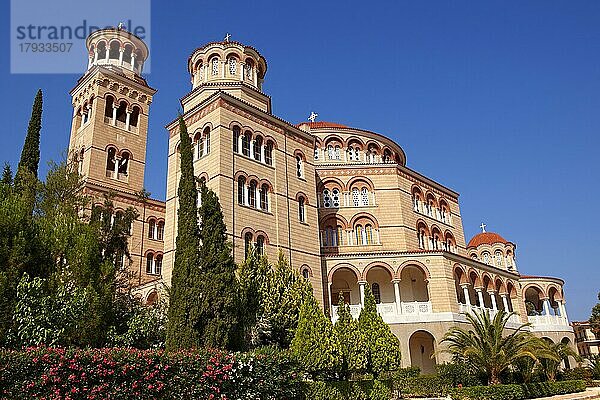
<box><xmin>296</xmin><ymin>121</ymin><xmax>348</xmax><ymax>129</ymax></box>
<box><xmin>467</xmin><ymin>232</ymin><xmax>509</xmax><ymax>248</ymax></box>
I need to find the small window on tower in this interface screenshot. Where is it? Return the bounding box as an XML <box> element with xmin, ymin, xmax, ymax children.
<box><xmin>211</xmin><ymin>58</ymin><xmax>219</xmax><ymax>76</ymax></box>
<box><xmin>228</xmin><ymin>58</ymin><xmax>237</xmax><ymax>75</ymax></box>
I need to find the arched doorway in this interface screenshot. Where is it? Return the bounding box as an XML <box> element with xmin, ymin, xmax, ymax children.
<box><xmin>331</xmin><ymin>267</ymin><xmax>360</xmax><ymax>312</ymax></box>
<box><xmin>365</xmin><ymin>266</ymin><xmax>394</xmax><ymax>304</ymax></box>
<box><xmin>409</xmin><ymin>330</ymin><xmax>437</xmax><ymax>374</ymax></box>
<box><xmin>399</xmin><ymin>266</ymin><xmax>429</xmax><ymax>302</ymax></box>
<box><xmin>561</xmin><ymin>337</ymin><xmax>572</xmax><ymax>369</ymax></box>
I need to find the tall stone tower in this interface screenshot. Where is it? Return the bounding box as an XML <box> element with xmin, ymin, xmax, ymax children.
<box><xmin>68</xmin><ymin>27</ymin><xmax>165</xmax><ymax>302</ymax></box>
<box><xmin>163</xmin><ymin>40</ymin><xmax>324</xmax><ymax>303</ymax></box>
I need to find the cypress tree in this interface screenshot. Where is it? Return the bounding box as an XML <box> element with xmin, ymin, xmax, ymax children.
<box><xmin>291</xmin><ymin>294</ymin><xmax>341</xmax><ymax>379</ymax></box>
<box><xmin>15</xmin><ymin>89</ymin><xmax>43</xmax><ymax>191</ymax></box>
<box><xmin>358</xmin><ymin>286</ymin><xmax>402</xmax><ymax>377</ymax></box>
<box><xmin>1</xmin><ymin>163</ymin><xmax>13</xmax><ymax>186</ymax></box>
<box><xmin>334</xmin><ymin>294</ymin><xmax>367</xmax><ymax>378</ymax></box>
<box><xmin>165</xmin><ymin>116</ymin><xmax>202</xmax><ymax>351</ymax></box>
<box><xmin>197</xmin><ymin>183</ymin><xmax>241</xmax><ymax>349</ymax></box>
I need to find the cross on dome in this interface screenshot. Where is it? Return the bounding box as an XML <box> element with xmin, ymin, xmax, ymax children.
<box><xmin>480</xmin><ymin>222</ymin><xmax>487</xmax><ymax>233</ymax></box>
<box><xmin>308</xmin><ymin>111</ymin><xmax>318</xmax><ymax>122</ymax></box>
<box><xmin>224</xmin><ymin>33</ymin><xmax>231</xmax><ymax>42</ymax></box>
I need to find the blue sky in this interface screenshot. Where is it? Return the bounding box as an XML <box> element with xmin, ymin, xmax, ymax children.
<box><xmin>1</xmin><ymin>1</ymin><xmax>599</xmax><ymax>320</ymax></box>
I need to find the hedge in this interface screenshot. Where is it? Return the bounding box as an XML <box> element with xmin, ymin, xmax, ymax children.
<box><xmin>394</xmin><ymin>374</ymin><xmax>450</xmax><ymax>397</ymax></box>
<box><xmin>0</xmin><ymin>346</ymin><xmax>302</xmax><ymax>399</ymax></box>
<box><xmin>448</xmin><ymin>380</ymin><xmax>586</xmax><ymax>400</ymax></box>
<box><xmin>302</xmin><ymin>380</ymin><xmax>391</xmax><ymax>400</ymax></box>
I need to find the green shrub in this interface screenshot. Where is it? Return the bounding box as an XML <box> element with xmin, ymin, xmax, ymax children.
<box><xmin>559</xmin><ymin>366</ymin><xmax>593</xmax><ymax>385</ymax></box>
<box><xmin>301</xmin><ymin>380</ymin><xmax>391</xmax><ymax>400</ymax></box>
<box><xmin>436</xmin><ymin>361</ymin><xmax>486</xmax><ymax>387</ymax></box>
<box><xmin>448</xmin><ymin>380</ymin><xmax>586</xmax><ymax>400</ymax></box>
<box><xmin>395</xmin><ymin>374</ymin><xmax>449</xmax><ymax>397</ymax></box>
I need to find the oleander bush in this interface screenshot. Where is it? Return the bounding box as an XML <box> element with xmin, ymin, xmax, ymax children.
<box><xmin>448</xmin><ymin>379</ymin><xmax>586</xmax><ymax>400</ymax></box>
<box><xmin>0</xmin><ymin>346</ymin><xmax>302</xmax><ymax>400</ymax></box>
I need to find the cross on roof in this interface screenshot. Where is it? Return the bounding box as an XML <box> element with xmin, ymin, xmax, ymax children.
<box><xmin>308</xmin><ymin>111</ymin><xmax>318</xmax><ymax>122</ymax></box>
<box><xmin>224</xmin><ymin>33</ymin><xmax>231</xmax><ymax>42</ymax></box>
<box><xmin>480</xmin><ymin>222</ymin><xmax>487</xmax><ymax>233</ymax></box>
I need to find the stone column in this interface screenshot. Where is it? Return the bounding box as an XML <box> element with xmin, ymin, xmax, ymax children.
<box><xmin>111</xmin><ymin>105</ymin><xmax>117</xmax><ymax>125</ymax></box>
<box><xmin>237</xmin><ymin>134</ymin><xmax>243</xmax><ymax>153</ymax></box>
<box><xmin>393</xmin><ymin>279</ymin><xmax>401</xmax><ymax>314</ymax></box>
<box><xmin>93</xmin><ymin>48</ymin><xmax>98</xmax><ymax>64</ymax></box>
<box><xmin>125</xmin><ymin>111</ymin><xmax>131</xmax><ymax>131</ymax></box>
<box><xmin>104</xmin><ymin>49</ymin><xmax>109</xmax><ymax>63</ymax></box>
<box><xmin>501</xmin><ymin>294</ymin><xmax>510</xmax><ymax>311</ymax></box>
<box><xmin>328</xmin><ymin>281</ymin><xmax>333</xmax><ymax>316</ymax></box>
<box><xmin>113</xmin><ymin>156</ymin><xmax>120</xmax><ymax>179</ymax></box>
<box><xmin>461</xmin><ymin>284</ymin><xmax>471</xmax><ymax>306</ymax></box>
<box><xmin>489</xmin><ymin>291</ymin><xmax>498</xmax><ymax>311</ymax></box>
<box><xmin>559</xmin><ymin>301</ymin><xmax>568</xmax><ymax>320</ymax></box>
<box><xmin>130</xmin><ymin>53</ymin><xmax>136</xmax><ymax>72</ymax></box>
<box><xmin>118</xmin><ymin>48</ymin><xmax>124</xmax><ymax>65</ymax></box>
<box><xmin>359</xmin><ymin>281</ymin><xmax>366</xmax><ymax>307</ymax></box>
<box><xmin>476</xmin><ymin>288</ymin><xmax>484</xmax><ymax>308</ymax></box>
<box><xmin>543</xmin><ymin>298</ymin><xmax>551</xmax><ymax>316</ymax></box>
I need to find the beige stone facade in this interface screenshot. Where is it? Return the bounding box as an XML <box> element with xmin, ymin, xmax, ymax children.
<box><xmin>573</xmin><ymin>321</ymin><xmax>600</xmax><ymax>358</ymax></box>
<box><xmin>68</xmin><ymin>29</ymin><xmax>575</xmax><ymax>371</ymax></box>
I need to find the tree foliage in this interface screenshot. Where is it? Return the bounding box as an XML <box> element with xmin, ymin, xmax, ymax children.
<box><xmin>291</xmin><ymin>294</ymin><xmax>341</xmax><ymax>379</ymax></box>
<box><xmin>334</xmin><ymin>294</ymin><xmax>367</xmax><ymax>378</ymax></box>
<box><xmin>166</xmin><ymin>115</ymin><xmax>202</xmax><ymax>351</ymax></box>
<box><xmin>15</xmin><ymin>89</ymin><xmax>42</xmax><ymax>200</ymax></box>
<box><xmin>196</xmin><ymin>183</ymin><xmax>241</xmax><ymax>349</ymax></box>
<box><xmin>590</xmin><ymin>291</ymin><xmax>600</xmax><ymax>335</ymax></box>
<box><xmin>358</xmin><ymin>286</ymin><xmax>402</xmax><ymax>377</ymax></box>
<box><xmin>441</xmin><ymin>309</ymin><xmax>540</xmax><ymax>385</ymax></box>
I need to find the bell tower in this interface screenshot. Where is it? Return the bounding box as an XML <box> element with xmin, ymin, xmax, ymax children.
<box><xmin>68</xmin><ymin>27</ymin><xmax>156</xmax><ymax>194</ymax></box>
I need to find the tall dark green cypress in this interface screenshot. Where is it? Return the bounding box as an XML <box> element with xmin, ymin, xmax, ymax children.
<box><xmin>15</xmin><ymin>89</ymin><xmax>43</xmax><ymax>191</ymax></box>
<box><xmin>165</xmin><ymin>116</ymin><xmax>202</xmax><ymax>351</ymax></box>
<box><xmin>197</xmin><ymin>184</ymin><xmax>241</xmax><ymax>349</ymax></box>
<box><xmin>1</xmin><ymin>163</ymin><xmax>13</xmax><ymax>186</ymax></box>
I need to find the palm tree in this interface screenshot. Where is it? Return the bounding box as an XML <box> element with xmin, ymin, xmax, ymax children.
<box><xmin>538</xmin><ymin>340</ymin><xmax>580</xmax><ymax>381</ymax></box>
<box><xmin>441</xmin><ymin>309</ymin><xmax>540</xmax><ymax>385</ymax></box>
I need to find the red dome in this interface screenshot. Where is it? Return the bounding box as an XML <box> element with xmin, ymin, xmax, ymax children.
<box><xmin>296</xmin><ymin>121</ymin><xmax>348</xmax><ymax>129</ymax></box>
<box><xmin>467</xmin><ymin>232</ymin><xmax>509</xmax><ymax>248</ymax></box>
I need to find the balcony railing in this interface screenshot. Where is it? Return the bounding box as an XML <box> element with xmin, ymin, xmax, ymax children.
<box><xmin>527</xmin><ymin>314</ymin><xmax>570</xmax><ymax>328</ymax></box>
<box><xmin>332</xmin><ymin>301</ymin><xmax>433</xmax><ymax>324</ymax></box>
<box><xmin>458</xmin><ymin>303</ymin><xmax>522</xmax><ymax>324</ymax></box>
<box><xmin>103</xmin><ymin>116</ymin><xmax>139</xmax><ymax>133</ymax></box>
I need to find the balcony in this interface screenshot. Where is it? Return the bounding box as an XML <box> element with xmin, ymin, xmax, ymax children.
<box><xmin>332</xmin><ymin>301</ymin><xmax>433</xmax><ymax>324</ymax></box>
<box><xmin>527</xmin><ymin>314</ymin><xmax>571</xmax><ymax>332</ymax></box>
<box><xmin>458</xmin><ymin>303</ymin><xmax>521</xmax><ymax>325</ymax></box>
<box><xmin>103</xmin><ymin>116</ymin><xmax>139</xmax><ymax>133</ymax></box>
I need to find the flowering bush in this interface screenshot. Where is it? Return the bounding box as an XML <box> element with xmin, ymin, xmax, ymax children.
<box><xmin>0</xmin><ymin>346</ymin><xmax>301</xmax><ymax>399</ymax></box>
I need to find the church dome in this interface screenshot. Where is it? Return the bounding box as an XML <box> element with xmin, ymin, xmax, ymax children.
<box><xmin>467</xmin><ymin>232</ymin><xmax>509</xmax><ymax>248</ymax></box>
<box><xmin>296</xmin><ymin>121</ymin><xmax>348</xmax><ymax>129</ymax></box>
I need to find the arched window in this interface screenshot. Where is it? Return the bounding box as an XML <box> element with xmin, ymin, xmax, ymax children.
<box><xmin>372</xmin><ymin>283</ymin><xmax>381</xmax><ymax>304</ymax></box>
<box><xmin>334</xmin><ymin>146</ymin><xmax>341</xmax><ymax>160</ymax></box>
<box><xmin>244</xmin><ymin>232</ymin><xmax>253</xmax><ymax>257</ymax></box>
<box><xmin>361</xmin><ymin>188</ymin><xmax>369</xmax><ymax>206</ymax></box>
<box><xmin>352</xmin><ymin>188</ymin><xmax>360</xmax><ymax>206</ymax></box>
<box><xmin>204</xmin><ymin>128</ymin><xmax>211</xmax><ymax>154</ymax></box>
<box><xmin>332</xmin><ymin>188</ymin><xmax>340</xmax><ymax>207</ymax></box>
<box><xmin>265</xmin><ymin>141</ymin><xmax>273</xmax><ymax>165</ymax></box>
<box><xmin>248</xmin><ymin>180</ymin><xmax>257</xmax><ymax>208</ymax></box>
<box><xmin>194</xmin><ymin>133</ymin><xmax>203</xmax><ymax>160</ymax></box>
<box><xmin>118</xmin><ymin>152</ymin><xmax>130</xmax><ymax>179</ymax></box>
<box><xmin>233</xmin><ymin>126</ymin><xmax>240</xmax><ymax>153</ymax></box>
<box><xmin>242</xmin><ymin>132</ymin><xmax>251</xmax><ymax>156</ymax></box>
<box><xmin>211</xmin><ymin>57</ymin><xmax>219</xmax><ymax>76</ymax></box>
<box><xmin>155</xmin><ymin>254</ymin><xmax>163</xmax><ymax>275</ymax></box>
<box><xmin>302</xmin><ymin>268</ymin><xmax>309</xmax><ymax>279</ymax></box>
<box><xmin>146</xmin><ymin>253</ymin><xmax>154</xmax><ymax>274</ymax></box>
<box><xmin>77</xmin><ymin>148</ymin><xmax>84</xmax><ymax>175</ymax></box>
<box><xmin>237</xmin><ymin>176</ymin><xmax>246</xmax><ymax>205</ymax></box>
<box><xmin>296</xmin><ymin>155</ymin><xmax>303</xmax><ymax>178</ymax></box>
<box><xmin>96</xmin><ymin>42</ymin><xmax>107</xmax><ymax>61</ymax></box>
<box><xmin>327</xmin><ymin>145</ymin><xmax>334</xmax><ymax>159</ymax></box>
<box><xmin>298</xmin><ymin>196</ymin><xmax>306</xmax><ymax>222</ymax></box>
<box><xmin>322</xmin><ymin>189</ymin><xmax>332</xmax><ymax>208</ymax></box>
<box><xmin>106</xmin><ymin>147</ymin><xmax>116</xmax><ymax>178</ymax></box>
<box><xmin>148</xmin><ymin>219</ymin><xmax>156</xmax><ymax>239</ymax></box>
<box><xmin>337</xmin><ymin>225</ymin><xmax>344</xmax><ymax>246</ymax></box>
<box><xmin>418</xmin><ymin>228</ymin><xmax>427</xmax><ymax>249</ymax></box>
<box><xmin>228</xmin><ymin>58</ymin><xmax>237</xmax><ymax>75</ymax></box>
<box><xmin>256</xmin><ymin>235</ymin><xmax>264</xmax><ymax>255</ymax></box>
<box><xmin>365</xmin><ymin>224</ymin><xmax>374</xmax><ymax>244</ymax></box>
<box><xmin>260</xmin><ymin>184</ymin><xmax>269</xmax><ymax>210</ymax></box>
<box><xmin>254</xmin><ymin>136</ymin><xmax>263</xmax><ymax>161</ymax></box>
<box><xmin>482</xmin><ymin>252</ymin><xmax>490</xmax><ymax>264</ymax></box>
<box><xmin>130</xmin><ymin>106</ymin><xmax>140</xmax><ymax>128</ymax></box>
<box><xmin>495</xmin><ymin>251</ymin><xmax>503</xmax><ymax>267</ymax></box>
<box><xmin>355</xmin><ymin>224</ymin><xmax>364</xmax><ymax>245</ymax></box>
<box><xmin>108</xmin><ymin>41</ymin><xmax>120</xmax><ymax>59</ymax></box>
<box><xmin>157</xmin><ymin>221</ymin><xmax>164</xmax><ymax>241</ymax></box>
<box><xmin>245</xmin><ymin>60</ymin><xmax>253</xmax><ymax>80</ymax></box>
